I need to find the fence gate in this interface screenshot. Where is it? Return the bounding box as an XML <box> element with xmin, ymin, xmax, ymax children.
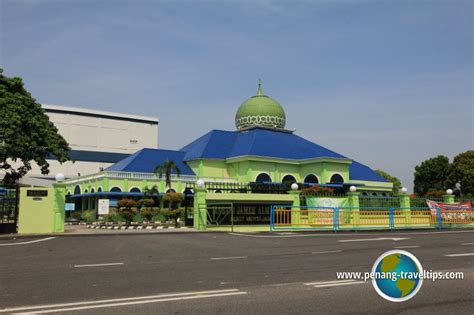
<box><xmin>0</xmin><ymin>187</ymin><xmax>19</xmax><ymax>234</ymax></box>
<box><xmin>206</xmin><ymin>203</ymin><xmax>234</xmax><ymax>226</ymax></box>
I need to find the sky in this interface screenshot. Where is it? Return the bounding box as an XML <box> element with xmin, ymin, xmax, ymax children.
<box><xmin>1</xmin><ymin>0</ymin><xmax>473</xmax><ymax>191</ymax></box>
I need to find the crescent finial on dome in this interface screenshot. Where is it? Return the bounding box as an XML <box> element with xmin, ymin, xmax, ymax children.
<box><xmin>257</xmin><ymin>79</ymin><xmax>263</xmax><ymax>96</ymax></box>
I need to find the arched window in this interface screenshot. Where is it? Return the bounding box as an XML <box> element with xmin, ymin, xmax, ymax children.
<box><xmin>304</xmin><ymin>174</ymin><xmax>319</xmax><ymax>184</ymax></box>
<box><xmin>282</xmin><ymin>175</ymin><xmax>296</xmax><ymax>184</ymax></box>
<box><xmin>97</xmin><ymin>187</ymin><xmax>102</xmax><ymax>192</ymax></box>
<box><xmin>329</xmin><ymin>174</ymin><xmax>344</xmax><ymax>184</ymax></box>
<box><xmin>256</xmin><ymin>173</ymin><xmax>272</xmax><ymax>183</ymax></box>
<box><xmin>361</xmin><ymin>192</ymin><xmax>368</xmax><ymax>196</ymax></box>
<box><xmin>381</xmin><ymin>192</ymin><xmax>387</xmax><ymax>197</ymax></box>
<box><xmin>110</xmin><ymin>187</ymin><xmax>122</xmax><ymax>193</ymax></box>
<box><xmin>74</xmin><ymin>185</ymin><xmax>81</xmax><ymax>195</ymax></box>
<box><xmin>166</xmin><ymin>189</ymin><xmax>176</xmax><ymax>193</ymax></box>
<box><xmin>130</xmin><ymin>187</ymin><xmax>141</xmax><ymax>193</ymax></box>
<box><xmin>90</xmin><ymin>188</ymin><xmax>95</xmax><ymax>193</ymax></box>
<box><xmin>84</xmin><ymin>189</ymin><xmax>88</xmax><ymax>193</ymax></box>
<box><xmin>183</xmin><ymin>188</ymin><xmax>194</xmax><ymax>197</ymax></box>
<box><xmin>372</xmin><ymin>192</ymin><xmax>378</xmax><ymax>197</ymax></box>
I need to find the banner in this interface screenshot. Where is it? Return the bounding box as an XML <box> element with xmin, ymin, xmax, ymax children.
<box><xmin>306</xmin><ymin>197</ymin><xmax>348</xmax><ymax>208</ymax></box>
<box><xmin>426</xmin><ymin>200</ymin><xmax>472</xmax><ymax>221</ymax></box>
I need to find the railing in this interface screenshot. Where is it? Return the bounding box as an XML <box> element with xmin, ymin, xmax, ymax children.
<box><xmin>0</xmin><ymin>187</ymin><xmax>18</xmax><ymax>234</ymax></box>
<box><xmin>270</xmin><ymin>205</ymin><xmax>474</xmax><ymax>231</ymax></box>
<box><xmin>359</xmin><ymin>196</ymin><xmax>401</xmax><ymax>208</ymax></box>
<box><xmin>64</xmin><ymin>170</ymin><xmax>238</xmax><ymax>184</ymax></box>
<box><xmin>205</xmin><ymin>182</ymin><xmax>290</xmax><ymax>194</ymax></box>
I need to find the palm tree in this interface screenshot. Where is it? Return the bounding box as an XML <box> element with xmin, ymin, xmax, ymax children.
<box><xmin>154</xmin><ymin>159</ymin><xmax>181</xmax><ymax>189</ymax></box>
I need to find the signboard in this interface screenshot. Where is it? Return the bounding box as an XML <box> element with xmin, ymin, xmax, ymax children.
<box><xmin>98</xmin><ymin>199</ymin><xmax>110</xmax><ymax>215</ymax></box>
<box><xmin>65</xmin><ymin>203</ymin><xmax>75</xmax><ymax>211</ymax></box>
<box><xmin>109</xmin><ymin>199</ymin><xmax>118</xmax><ymax>207</ymax></box>
<box><xmin>27</xmin><ymin>190</ymin><xmax>48</xmax><ymax>197</ymax></box>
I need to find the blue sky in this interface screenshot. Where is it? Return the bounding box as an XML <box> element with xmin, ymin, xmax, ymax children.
<box><xmin>2</xmin><ymin>0</ymin><xmax>472</xmax><ymax>191</ymax></box>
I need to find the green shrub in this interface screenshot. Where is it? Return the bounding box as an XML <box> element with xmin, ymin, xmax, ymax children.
<box><xmin>103</xmin><ymin>213</ymin><xmax>115</xmax><ymax>222</ymax></box>
<box><xmin>71</xmin><ymin>211</ymin><xmax>82</xmax><ymax>220</ymax></box>
<box><xmin>81</xmin><ymin>210</ymin><xmax>96</xmax><ymax>224</ymax></box>
<box><xmin>118</xmin><ymin>198</ymin><xmax>137</xmax><ymax>209</ymax></box>
<box><xmin>113</xmin><ymin>214</ymin><xmax>125</xmax><ymax>224</ymax></box>
<box><xmin>119</xmin><ymin>208</ymin><xmax>137</xmax><ymax>224</ymax></box>
<box><xmin>132</xmin><ymin>213</ymin><xmax>142</xmax><ymax>223</ymax></box>
<box><xmin>163</xmin><ymin>192</ymin><xmax>183</xmax><ymax>209</ymax></box>
<box><xmin>161</xmin><ymin>208</ymin><xmax>182</xmax><ymax>227</ymax></box>
<box><xmin>152</xmin><ymin>213</ymin><xmax>167</xmax><ymax>223</ymax></box>
<box><xmin>137</xmin><ymin>198</ymin><xmax>154</xmax><ymax>209</ymax></box>
<box><xmin>140</xmin><ymin>208</ymin><xmax>155</xmax><ymax>221</ymax></box>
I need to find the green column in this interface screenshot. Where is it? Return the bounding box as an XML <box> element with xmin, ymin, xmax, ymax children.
<box><xmin>289</xmin><ymin>190</ymin><xmax>301</xmax><ymax>226</ymax></box>
<box><xmin>52</xmin><ymin>183</ymin><xmax>66</xmax><ymax>232</ymax></box>
<box><xmin>247</xmin><ymin>161</ymin><xmax>253</xmax><ymax>182</ymax></box>
<box><xmin>321</xmin><ymin>162</ymin><xmax>329</xmax><ymax>183</ymax></box>
<box><xmin>443</xmin><ymin>194</ymin><xmax>455</xmax><ymax>204</ymax></box>
<box><xmin>103</xmin><ymin>177</ymin><xmax>109</xmax><ymax>191</ymax></box>
<box><xmin>123</xmin><ymin>179</ymin><xmax>129</xmax><ymax>192</ymax></box>
<box><xmin>193</xmin><ymin>187</ymin><xmax>207</xmax><ymax>230</ymax></box>
<box><xmin>400</xmin><ymin>194</ymin><xmax>411</xmax><ymax>226</ymax></box>
<box><xmin>348</xmin><ymin>192</ymin><xmax>360</xmax><ymax>226</ymax></box>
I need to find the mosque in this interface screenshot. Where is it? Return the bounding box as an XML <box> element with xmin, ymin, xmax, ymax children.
<box><xmin>64</xmin><ymin>82</ymin><xmax>392</xmax><ymax>226</ymax></box>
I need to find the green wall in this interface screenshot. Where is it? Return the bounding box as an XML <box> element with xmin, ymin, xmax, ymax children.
<box><xmin>18</xmin><ymin>187</ymin><xmax>64</xmax><ymax>234</ymax></box>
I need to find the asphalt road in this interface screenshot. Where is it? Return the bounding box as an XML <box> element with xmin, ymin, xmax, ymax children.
<box><xmin>0</xmin><ymin>230</ymin><xmax>473</xmax><ymax>314</ymax></box>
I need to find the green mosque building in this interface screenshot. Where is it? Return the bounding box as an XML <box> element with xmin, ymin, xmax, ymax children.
<box><xmin>63</xmin><ymin>82</ymin><xmax>393</xmax><ymax>228</ymax></box>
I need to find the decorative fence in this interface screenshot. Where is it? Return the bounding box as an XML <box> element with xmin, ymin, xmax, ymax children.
<box><xmin>0</xmin><ymin>187</ymin><xmax>19</xmax><ymax>234</ymax></box>
<box><xmin>270</xmin><ymin>205</ymin><xmax>474</xmax><ymax>231</ymax></box>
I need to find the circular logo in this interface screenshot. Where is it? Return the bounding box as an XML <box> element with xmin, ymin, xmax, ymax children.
<box><xmin>372</xmin><ymin>250</ymin><xmax>423</xmax><ymax>302</ymax></box>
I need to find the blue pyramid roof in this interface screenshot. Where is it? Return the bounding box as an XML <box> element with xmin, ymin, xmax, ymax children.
<box><xmin>180</xmin><ymin>128</ymin><xmax>346</xmax><ymax>161</ymax></box>
<box><xmin>349</xmin><ymin>161</ymin><xmax>387</xmax><ymax>182</ymax></box>
<box><xmin>106</xmin><ymin>128</ymin><xmax>387</xmax><ymax>183</ymax></box>
<box><xmin>106</xmin><ymin>148</ymin><xmax>195</xmax><ymax>175</ymax></box>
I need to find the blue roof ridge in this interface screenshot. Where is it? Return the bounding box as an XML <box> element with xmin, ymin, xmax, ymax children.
<box><xmin>141</xmin><ymin>148</ymin><xmax>185</xmax><ymax>154</ymax></box>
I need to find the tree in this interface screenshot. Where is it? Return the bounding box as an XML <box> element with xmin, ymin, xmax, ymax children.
<box><xmin>374</xmin><ymin>169</ymin><xmax>401</xmax><ymax>194</ymax></box>
<box><xmin>0</xmin><ymin>69</ymin><xmax>70</xmax><ymax>186</ymax></box>
<box><xmin>445</xmin><ymin>150</ymin><xmax>474</xmax><ymax>196</ymax></box>
<box><xmin>154</xmin><ymin>159</ymin><xmax>180</xmax><ymax>189</ymax></box>
<box><xmin>413</xmin><ymin>155</ymin><xmax>450</xmax><ymax>196</ymax></box>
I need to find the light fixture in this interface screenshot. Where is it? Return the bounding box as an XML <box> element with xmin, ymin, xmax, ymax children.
<box><xmin>55</xmin><ymin>173</ymin><xmax>65</xmax><ymax>182</ymax></box>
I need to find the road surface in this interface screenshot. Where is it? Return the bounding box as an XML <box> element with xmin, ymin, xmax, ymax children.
<box><xmin>1</xmin><ymin>230</ymin><xmax>473</xmax><ymax>314</ymax></box>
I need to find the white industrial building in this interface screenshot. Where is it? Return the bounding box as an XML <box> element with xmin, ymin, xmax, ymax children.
<box><xmin>19</xmin><ymin>104</ymin><xmax>159</xmax><ymax>186</ymax></box>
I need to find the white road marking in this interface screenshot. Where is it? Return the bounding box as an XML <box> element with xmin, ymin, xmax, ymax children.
<box><xmin>304</xmin><ymin>280</ymin><xmax>356</xmax><ymax>286</ymax></box>
<box><xmin>74</xmin><ymin>262</ymin><xmax>124</xmax><ymax>268</ymax></box>
<box><xmin>0</xmin><ymin>237</ymin><xmax>56</xmax><ymax>246</ymax></box>
<box><xmin>228</xmin><ymin>230</ymin><xmax>474</xmax><ymax>238</ymax></box>
<box><xmin>339</xmin><ymin>237</ymin><xmax>409</xmax><ymax>242</ymax></box>
<box><xmin>461</xmin><ymin>243</ymin><xmax>474</xmax><ymax>246</ymax></box>
<box><xmin>394</xmin><ymin>245</ymin><xmax>420</xmax><ymax>249</ymax></box>
<box><xmin>314</xmin><ymin>281</ymin><xmax>365</xmax><ymax>288</ymax></box>
<box><xmin>0</xmin><ymin>289</ymin><xmax>245</xmax><ymax>313</ymax></box>
<box><xmin>304</xmin><ymin>280</ymin><xmax>366</xmax><ymax>288</ymax></box>
<box><xmin>311</xmin><ymin>250</ymin><xmax>342</xmax><ymax>254</ymax></box>
<box><xmin>445</xmin><ymin>253</ymin><xmax>474</xmax><ymax>257</ymax></box>
<box><xmin>210</xmin><ymin>256</ymin><xmax>248</xmax><ymax>260</ymax></box>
